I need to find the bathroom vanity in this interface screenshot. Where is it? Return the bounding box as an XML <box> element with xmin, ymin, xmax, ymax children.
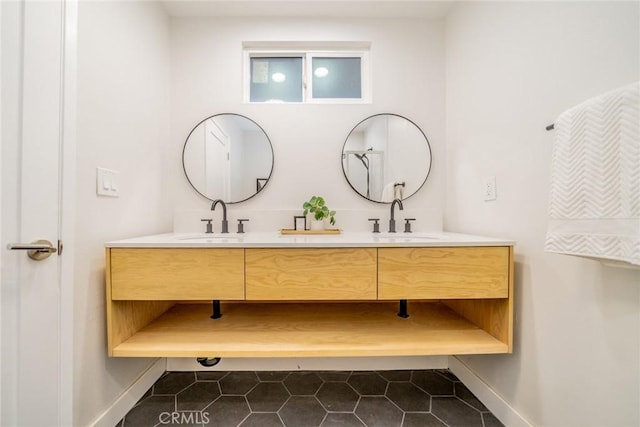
<box><xmin>105</xmin><ymin>232</ymin><xmax>514</xmax><ymax>358</ymax></box>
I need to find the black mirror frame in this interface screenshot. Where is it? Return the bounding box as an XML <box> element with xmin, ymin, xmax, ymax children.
<box><xmin>341</xmin><ymin>113</ymin><xmax>432</xmax><ymax>204</ymax></box>
<box><xmin>182</xmin><ymin>113</ymin><xmax>274</xmax><ymax>204</ymax></box>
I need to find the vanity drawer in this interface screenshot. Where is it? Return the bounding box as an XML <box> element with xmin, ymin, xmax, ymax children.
<box><xmin>378</xmin><ymin>247</ymin><xmax>509</xmax><ymax>299</ymax></box>
<box><xmin>245</xmin><ymin>248</ymin><xmax>377</xmax><ymax>300</ymax></box>
<box><xmin>109</xmin><ymin>248</ymin><xmax>244</xmax><ymax>300</ymax></box>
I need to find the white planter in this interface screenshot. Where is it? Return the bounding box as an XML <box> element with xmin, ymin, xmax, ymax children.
<box><xmin>309</xmin><ymin>219</ymin><xmax>325</xmax><ymax>231</ymax></box>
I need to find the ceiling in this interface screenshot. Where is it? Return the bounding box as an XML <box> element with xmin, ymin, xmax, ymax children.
<box><xmin>161</xmin><ymin>1</ymin><xmax>455</xmax><ymax>18</ymax></box>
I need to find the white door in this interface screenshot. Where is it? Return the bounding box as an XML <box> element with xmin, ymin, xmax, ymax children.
<box><xmin>205</xmin><ymin>119</ymin><xmax>231</xmax><ymax>201</ymax></box>
<box><xmin>1</xmin><ymin>1</ymin><xmax>74</xmax><ymax>425</ymax></box>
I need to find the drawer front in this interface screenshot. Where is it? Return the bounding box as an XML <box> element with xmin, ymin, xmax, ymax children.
<box><xmin>245</xmin><ymin>248</ymin><xmax>377</xmax><ymax>300</ymax></box>
<box><xmin>110</xmin><ymin>248</ymin><xmax>244</xmax><ymax>300</ymax></box>
<box><xmin>378</xmin><ymin>247</ymin><xmax>509</xmax><ymax>299</ymax></box>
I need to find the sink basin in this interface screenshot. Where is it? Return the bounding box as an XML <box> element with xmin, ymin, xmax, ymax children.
<box><xmin>176</xmin><ymin>234</ymin><xmax>242</xmax><ymax>242</ymax></box>
<box><xmin>373</xmin><ymin>233</ymin><xmax>441</xmax><ymax>242</ymax></box>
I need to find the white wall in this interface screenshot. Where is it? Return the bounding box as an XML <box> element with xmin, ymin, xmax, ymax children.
<box><xmin>73</xmin><ymin>2</ymin><xmax>640</xmax><ymax>424</ymax></box>
<box><xmin>166</xmin><ymin>14</ymin><xmax>446</xmax><ymax>372</ymax></box>
<box><xmin>75</xmin><ymin>2</ymin><xmax>172</xmax><ymax>425</ymax></box>
<box><xmin>170</xmin><ymin>16</ymin><xmax>445</xmax><ymax>232</ymax></box>
<box><xmin>445</xmin><ymin>2</ymin><xmax>639</xmax><ymax>426</ymax></box>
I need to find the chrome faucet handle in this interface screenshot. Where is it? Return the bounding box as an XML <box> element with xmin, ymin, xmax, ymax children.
<box><xmin>201</xmin><ymin>219</ymin><xmax>213</xmax><ymax>233</ymax></box>
<box><xmin>237</xmin><ymin>219</ymin><xmax>249</xmax><ymax>234</ymax></box>
<box><xmin>368</xmin><ymin>218</ymin><xmax>380</xmax><ymax>233</ymax></box>
<box><xmin>404</xmin><ymin>218</ymin><xmax>416</xmax><ymax>233</ymax></box>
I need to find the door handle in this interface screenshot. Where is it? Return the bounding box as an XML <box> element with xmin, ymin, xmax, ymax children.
<box><xmin>7</xmin><ymin>239</ymin><xmax>57</xmax><ymax>260</ymax></box>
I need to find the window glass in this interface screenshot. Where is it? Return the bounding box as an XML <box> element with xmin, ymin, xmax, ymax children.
<box><xmin>250</xmin><ymin>57</ymin><xmax>303</xmax><ymax>102</ymax></box>
<box><xmin>311</xmin><ymin>57</ymin><xmax>362</xmax><ymax>99</ymax></box>
<box><xmin>244</xmin><ymin>46</ymin><xmax>370</xmax><ymax>103</ymax></box>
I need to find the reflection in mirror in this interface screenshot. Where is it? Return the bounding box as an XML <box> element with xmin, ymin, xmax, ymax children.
<box><xmin>342</xmin><ymin>114</ymin><xmax>432</xmax><ymax>203</ymax></box>
<box><xmin>182</xmin><ymin>114</ymin><xmax>274</xmax><ymax>203</ymax></box>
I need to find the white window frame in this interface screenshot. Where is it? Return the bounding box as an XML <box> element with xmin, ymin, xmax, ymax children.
<box><xmin>243</xmin><ymin>42</ymin><xmax>371</xmax><ymax>104</ymax></box>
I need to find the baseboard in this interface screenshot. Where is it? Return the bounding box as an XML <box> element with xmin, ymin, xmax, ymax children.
<box><xmin>448</xmin><ymin>357</ymin><xmax>531</xmax><ymax>427</ymax></box>
<box><xmin>89</xmin><ymin>358</ymin><xmax>166</xmax><ymax>427</ymax></box>
<box><xmin>166</xmin><ymin>356</ymin><xmax>448</xmax><ymax>372</ymax></box>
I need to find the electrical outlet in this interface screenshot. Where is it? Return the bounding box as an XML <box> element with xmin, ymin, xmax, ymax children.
<box><xmin>483</xmin><ymin>176</ymin><xmax>497</xmax><ymax>201</ymax></box>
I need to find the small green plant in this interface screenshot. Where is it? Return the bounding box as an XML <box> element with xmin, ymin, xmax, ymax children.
<box><xmin>303</xmin><ymin>195</ymin><xmax>336</xmax><ymax>226</ymax></box>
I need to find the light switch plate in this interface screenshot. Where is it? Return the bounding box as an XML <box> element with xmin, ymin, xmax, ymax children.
<box><xmin>97</xmin><ymin>167</ymin><xmax>120</xmax><ymax>197</ymax></box>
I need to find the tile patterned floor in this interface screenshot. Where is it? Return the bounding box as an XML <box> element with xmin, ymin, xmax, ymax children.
<box><xmin>117</xmin><ymin>369</ymin><xmax>504</xmax><ymax>427</ymax></box>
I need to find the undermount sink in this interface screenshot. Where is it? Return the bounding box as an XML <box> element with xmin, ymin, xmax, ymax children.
<box><xmin>373</xmin><ymin>233</ymin><xmax>441</xmax><ymax>241</ymax></box>
<box><xmin>176</xmin><ymin>234</ymin><xmax>242</xmax><ymax>241</ymax></box>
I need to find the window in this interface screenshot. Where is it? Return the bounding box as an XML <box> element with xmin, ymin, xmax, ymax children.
<box><xmin>243</xmin><ymin>43</ymin><xmax>370</xmax><ymax>103</ymax></box>
<box><xmin>249</xmin><ymin>57</ymin><xmax>303</xmax><ymax>102</ymax></box>
<box><xmin>310</xmin><ymin>56</ymin><xmax>362</xmax><ymax>99</ymax></box>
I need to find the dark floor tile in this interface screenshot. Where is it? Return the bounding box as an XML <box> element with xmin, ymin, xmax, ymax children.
<box><xmin>246</xmin><ymin>382</ymin><xmax>290</xmax><ymax>412</ymax></box>
<box><xmin>354</xmin><ymin>396</ymin><xmax>403</xmax><ymax>427</ymax></box>
<box><xmin>203</xmin><ymin>395</ymin><xmax>250</xmax><ymax>427</ymax></box>
<box><xmin>482</xmin><ymin>412</ymin><xmax>505</xmax><ymax>427</ymax></box>
<box><xmin>348</xmin><ymin>372</ymin><xmax>388</xmax><ymax>396</ymax></box>
<box><xmin>378</xmin><ymin>370</ymin><xmax>412</xmax><ymax>382</ymax></box>
<box><xmin>435</xmin><ymin>369</ymin><xmax>459</xmax><ymax>382</ymax></box>
<box><xmin>154</xmin><ymin>372</ymin><xmax>197</xmax><ymax>395</ymax></box>
<box><xmin>284</xmin><ymin>372</ymin><xmax>323</xmax><ymax>396</ymax></box>
<box><xmin>196</xmin><ymin>371</ymin><xmax>228</xmax><ymax>381</ymax></box>
<box><xmin>239</xmin><ymin>412</ymin><xmax>284</xmax><ymax>427</ymax></box>
<box><xmin>454</xmin><ymin>383</ymin><xmax>487</xmax><ymax>412</ymax></box>
<box><xmin>431</xmin><ymin>397</ymin><xmax>483</xmax><ymax>427</ymax></box>
<box><xmin>411</xmin><ymin>371</ymin><xmax>454</xmax><ymax>396</ymax></box>
<box><xmin>219</xmin><ymin>371</ymin><xmax>259</xmax><ymax>395</ymax></box>
<box><xmin>402</xmin><ymin>412</ymin><xmax>447</xmax><ymax>427</ymax></box>
<box><xmin>386</xmin><ymin>382</ymin><xmax>430</xmax><ymax>411</ymax></box>
<box><xmin>123</xmin><ymin>395</ymin><xmax>175</xmax><ymax>427</ymax></box>
<box><xmin>317</xmin><ymin>371</ymin><xmax>350</xmax><ymax>382</ymax></box>
<box><xmin>320</xmin><ymin>413</ymin><xmax>365</xmax><ymax>427</ymax></box>
<box><xmin>316</xmin><ymin>382</ymin><xmax>359</xmax><ymax>412</ymax></box>
<box><xmin>257</xmin><ymin>371</ymin><xmax>290</xmax><ymax>381</ymax></box>
<box><xmin>279</xmin><ymin>396</ymin><xmax>327</xmax><ymax>427</ymax></box>
<box><xmin>159</xmin><ymin>411</ymin><xmax>209</xmax><ymax>427</ymax></box>
<box><xmin>177</xmin><ymin>381</ymin><xmax>221</xmax><ymax>411</ymax></box>
<box><xmin>122</xmin><ymin>369</ymin><xmax>504</xmax><ymax>427</ymax></box>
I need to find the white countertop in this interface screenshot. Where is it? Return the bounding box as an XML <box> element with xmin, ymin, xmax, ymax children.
<box><xmin>105</xmin><ymin>231</ymin><xmax>515</xmax><ymax>248</ymax></box>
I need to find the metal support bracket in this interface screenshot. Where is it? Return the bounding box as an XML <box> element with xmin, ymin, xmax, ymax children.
<box><xmin>211</xmin><ymin>300</ymin><xmax>222</xmax><ymax>319</ymax></box>
<box><xmin>397</xmin><ymin>299</ymin><xmax>409</xmax><ymax>318</ymax></box>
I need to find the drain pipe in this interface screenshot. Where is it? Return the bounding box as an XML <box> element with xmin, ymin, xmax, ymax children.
<box><xmin>196</xmin><ymin>357</ymin><xmax>221</xmax><ymax>367</ymax></box>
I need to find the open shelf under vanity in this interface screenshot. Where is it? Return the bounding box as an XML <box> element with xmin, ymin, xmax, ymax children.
<box><xmin>110</xmin><ymin>301</ymin><xmax>509</xmax><ymax>358</ymax></box>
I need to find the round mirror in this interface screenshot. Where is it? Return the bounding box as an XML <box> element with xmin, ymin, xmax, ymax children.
<box><xmin>342</xmin><ymin>114</ymin><xmax>432</xmax><ymax>203</ymax></box>
<box><xmin>182</xmin><ymin>113</ymin><xmax>274</xmax><ymax>203</ymax></box>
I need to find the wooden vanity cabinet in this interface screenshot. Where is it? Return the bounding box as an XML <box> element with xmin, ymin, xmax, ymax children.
<box><xmin>106</xmin><ymin>244</ymin><xmax>514</xmax><ymax>358</ymax></box>
<box><xmin>245</xmin><ymin>248</ymin><xmax>377</xmax><ymax>300</ymax></box>
<box><xmin>378</xmin><ymin>247</ymin><xmax>509</xmax><ymax>299</ymax></box>
<box><xmin>109</xmin><ymin>248</ymin><xmax>244</xmax><ymax>300</ymax></box>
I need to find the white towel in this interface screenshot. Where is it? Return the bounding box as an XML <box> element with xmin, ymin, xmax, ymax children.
<box><xmin>381</xmin><ymin>181</ymin><xmax>405</xmax><ymax>202</ymax></box>
<box><xmin>394</xmin><ymin>182</ymin><xmax>404</xmax><ymax>200</ymax></box>
<box><xmin>381</xmin><ymin>182</ymin><xmax>395</xmax><ymax>202</ymax></box>
<box><xmin>545</xmin><ymin>82</ymin><xmax>640</xmax><ymax>266</ymax></box>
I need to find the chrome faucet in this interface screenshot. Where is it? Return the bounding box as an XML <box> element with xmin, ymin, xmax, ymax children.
<box><xmin>388</xmin><ymin>198</ymin><xmax>404</xmax><ymax>233</ymax></box>
<box><xmin>211</xmin><ymin>199</ymin><xmax>229</xmax><ymax>233</ymax></box>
